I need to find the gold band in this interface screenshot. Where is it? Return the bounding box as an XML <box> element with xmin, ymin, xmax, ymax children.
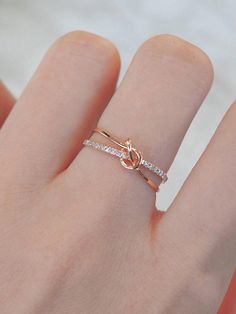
<box><xmin>83</xmin><ymin>128</ymin><xmax>168</xmax><ymax>192</ymax></box>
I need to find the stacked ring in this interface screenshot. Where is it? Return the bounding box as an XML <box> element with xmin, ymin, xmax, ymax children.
<box><xmin>83</xmin><ymin>128</ymin><xmax>168</xmax><ymax>192</ymax></box>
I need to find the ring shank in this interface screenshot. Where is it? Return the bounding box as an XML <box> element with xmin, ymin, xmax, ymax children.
<box><xmin>84</xmin><ymin>128</ymin><xmax>168</xmax><ymax>192</ymax></box>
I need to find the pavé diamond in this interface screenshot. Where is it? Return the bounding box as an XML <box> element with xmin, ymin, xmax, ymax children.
<box><xmin>83</xmin><ymin>139</ymin><xmax>167</xmax><ymax>183</ymax></box>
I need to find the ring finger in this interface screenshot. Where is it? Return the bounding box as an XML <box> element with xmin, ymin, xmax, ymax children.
<box><xmin>67</xmin><ymin>34</ymin><xmax>213</xmax><ymax>222</ymax></box>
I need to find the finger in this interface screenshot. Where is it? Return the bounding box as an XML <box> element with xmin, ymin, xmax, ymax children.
<box><xmin>0</xmin><ymin>31</ymin><xmax>120</xmax><ymax>192</ymax></box>
<box><xmin>70</xmin><ymin>35</ymin><xmax>213</xmax><ymax>217</ymax></box>
<box><xmin>0</xmin><ymin>81</ymin><xmax>15</xmax><ymax>127</ymax></box>
<box><xmin>160</xmin><ymin>102</ymin><xmax>236</xmax><ymax>313</ymax></box>
<box><xmin>218</xmin><ymin>270</ymin><xmax>236</xmax><ymax>313</ymax></box>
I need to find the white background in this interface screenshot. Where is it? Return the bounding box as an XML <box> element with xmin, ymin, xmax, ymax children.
<box><xmin>0</xmin><ymin>0</ymin><xmax>235</xmax><ymax>209</ymax></box>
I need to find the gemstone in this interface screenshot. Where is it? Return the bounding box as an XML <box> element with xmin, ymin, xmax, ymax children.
<box><xmin>83</xmin><ymin>139</ymin><xmax>168</xmax><ymax>184</ymax></box>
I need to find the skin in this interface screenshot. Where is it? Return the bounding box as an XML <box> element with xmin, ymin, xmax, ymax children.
<box><xmin>0</xmin><ymin>31</ymin><xmax>235</xmax><ymax>313</ymax></box>
<box><xmin>0</xmin><ymin>81</ymin><xmax>14</xmax><ymax>125</ymax></box>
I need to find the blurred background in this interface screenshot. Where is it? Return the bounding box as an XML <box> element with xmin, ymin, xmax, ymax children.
<box><xmin>0</xmin><ymin>0</ymin><xmax>235</xmax><ymax>209</ymax></box>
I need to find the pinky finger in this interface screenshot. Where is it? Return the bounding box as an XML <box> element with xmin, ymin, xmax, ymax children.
<box><xmin>0</xmin><ymin>81</ymin><xmax>15</xmax><ymax>127</ymax></box>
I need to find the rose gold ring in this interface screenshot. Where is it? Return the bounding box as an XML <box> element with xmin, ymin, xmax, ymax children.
<box><xmin>83</xmin><ymin>128</ymin><xmax>168</xmax><ymax>192</ymax></box>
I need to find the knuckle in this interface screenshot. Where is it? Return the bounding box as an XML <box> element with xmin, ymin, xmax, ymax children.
<box><xmin>188</xmin><ymin>270</ymin><xmax>224</xmax><ymax>310</ymax></box>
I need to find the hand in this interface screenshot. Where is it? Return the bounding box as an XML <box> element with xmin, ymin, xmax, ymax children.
<box><xmin>0</xmin><ymin>32</ymin><xmax>235</xmax><ymax>314</ymax></box>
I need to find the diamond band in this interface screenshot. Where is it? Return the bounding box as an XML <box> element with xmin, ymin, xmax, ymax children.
<box><xmin>83</xmin><ymin>128</ymin><xmax>168</xmax><ymax>192</ymax></box>
<box><xmin>83</xmin><ymin>139</ymin><xmax>168</xmax><ymax>183</ymax></box>
<box><xmin>83</xmin><ymin>139</ymin><xmax>126</xmax><ymax>159</ymax></box>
